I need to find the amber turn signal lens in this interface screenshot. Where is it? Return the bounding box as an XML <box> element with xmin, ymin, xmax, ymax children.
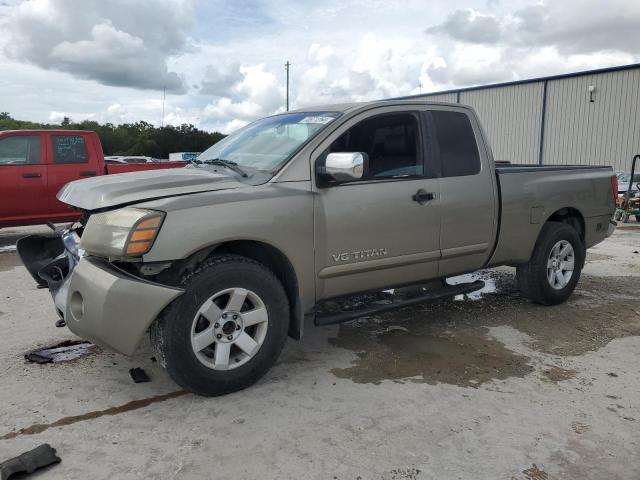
<box><xmin>124</xmin><ymin>213</ymin><xmax>164</xmax><ymax>256</ymax></box>
<box><xmin>136</xmin><ymin>217</ymin><xmax>162</xmax><ymax>229</ymax></box>
<box><xmin>130</xmin><ymin>229</ymin><xmax>156</xmax><ymax>241</ymax></box>
<box><xmin>126</xmin><ymin>241</ymin><xmax>153</xmax><ymax>255</ymax></box>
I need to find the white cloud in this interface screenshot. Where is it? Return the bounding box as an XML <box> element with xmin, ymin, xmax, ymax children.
<box><xmin>427</xmin><ymin>9</ymin><xmax>503</xmax><ymax>44</ymax></box>
<box><xmin>4</xmin><ymin>0</ymin><xmax>192</xmax><ymax>91</ymax></box>
<box><xmin>201</xmin><ymin>64</ymin><xmax>285</xmax><ymax>130</ymax></box>
<box><xmin>1</xmin><ymin>0</ymin><xmax>640</xmax><ymax>134</ymax></box>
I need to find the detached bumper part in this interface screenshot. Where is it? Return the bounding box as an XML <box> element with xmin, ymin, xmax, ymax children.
<box><xmin>62</xmin><ymin>257</ymin><xmax>183</xmax><ymax>355</ymax></box>
<box><xmin>0</xmin><ymin>444</ymin><xmax>61</xmax><ymax>480</ymax></box>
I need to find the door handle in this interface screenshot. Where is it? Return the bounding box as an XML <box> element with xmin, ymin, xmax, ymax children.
<box><xmin>412</xmin><ymin>189</ymin><xmax>435</xmax><ymax>205</ymax></box>
<box><xmin>79</xmin><ymin>171</ymin><xmax>97</xmax><ymax>177</ymax></box>
<box><xmin>21</xmin><ymin>172</ymin><xmax>42</xmax><ymax>178</ymax></box>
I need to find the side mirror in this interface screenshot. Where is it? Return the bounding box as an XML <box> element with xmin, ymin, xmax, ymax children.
<box><xmin>324</xmin><ymin>152</ymin><xmax>366</xmax><ymax>182</ymax></box>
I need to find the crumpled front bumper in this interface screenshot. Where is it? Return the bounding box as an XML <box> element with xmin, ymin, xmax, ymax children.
<box><xmin>18</xmin><ymin>233</ymin><xmax>183</xmax><ymax>355</ymax></box>
<box><xmin>61</xmin><ymin>256</ymin><xmax>183</xmax><ymax>355</ymax></box>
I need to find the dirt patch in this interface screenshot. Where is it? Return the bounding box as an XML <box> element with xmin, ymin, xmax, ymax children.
<box><xmin>383</xmin><ymin>467</ymin><xmax>422</xmax><ymax>480</ymax></box>
<box><xmin>0</xmin><ymin>390</ymin><xmax>187</xmax><ymax>440</ymax></box>
<box><xmin>329</xmin><ymin>272</ymin><xmax>640</xmax><ymax>386</ymax></box>
<box><xmin>571</xmin><ymin>421</ymin><xmax>590</xmax><ymax>434</ymax></box>
<box><xmin>542</xmin><ymin>366</ymin><xmax>577</xmax><ymax>383</ymax></box>
<box><xmin>0</xmin><ymin>252</ymin><xmax>22</xmax><ymax>272</ymax></box>
<box><xmin>330</xmin><ymin>322</ymin><xmax>533</xmax><ymax>387</ymax></box>
<box><xmin>522</xmin><ymin>464</ymin><xmax>550</xmax><ymax>480</ymax></box>
<box><xmin>586</xmin><ymin>252</ymin><xmax>614</xmax><ymax>262</ymax></box>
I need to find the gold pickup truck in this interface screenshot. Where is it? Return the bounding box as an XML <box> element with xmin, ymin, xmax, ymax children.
<box><xmin>18</xmin><ymin>100</ymin><xmax>617</xmax><ymax>396</ymax></box>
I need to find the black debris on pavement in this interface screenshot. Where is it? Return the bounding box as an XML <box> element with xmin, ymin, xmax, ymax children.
<box><xmin>55</xmin><ymin>319</ymin><xmax>66</xmax><ymax>328</ymax></box>
<box><xmin>129</xmin><ymin>368</ymin><xmax>151</xmax><ymax>383</ymax></box>
<box><xmin>24</xmin><ymin>340</ymin><xmax>95</xmax><ymax>364</ymax></box>
<box><xmin>0</xmin><ymin>443</ymin><xmax>61</xmax><ymax>480</ymax></box>
<box><xmin>24</xmin><ymin>352</ymin><xmax>52</xmax><ymax>364</ymax></box>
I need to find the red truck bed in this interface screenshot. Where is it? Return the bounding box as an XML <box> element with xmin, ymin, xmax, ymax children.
<box><xmin>0</xmin><ymin>129</ymin><xmax>186</xmax><ymax>227</ymax></box>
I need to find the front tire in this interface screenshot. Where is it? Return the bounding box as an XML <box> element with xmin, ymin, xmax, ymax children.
<box><xmin>516</xmin><ymin>222</ymin><xmax>585</xmax><ymax>305</ymax></box>
<box><xmin>150</xmin><ymin>254</ymin><xmax>290</xmax><ymax>396</ymax></box>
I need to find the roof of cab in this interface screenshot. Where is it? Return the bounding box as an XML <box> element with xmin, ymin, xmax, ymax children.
<box><xmin>289</xmin><ymin>99</ymin><xmax>462</xmax><ymax>114</ymax></box>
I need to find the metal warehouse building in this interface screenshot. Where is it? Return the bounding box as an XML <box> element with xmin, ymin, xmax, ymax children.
<box><xmin>410</xmin><ymin>63</ymin><xmax>640</xmax><ymax>172</ymax></box>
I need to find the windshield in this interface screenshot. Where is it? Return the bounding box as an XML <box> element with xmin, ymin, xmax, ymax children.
<box><xmin>198</xmin><ymin>111</ymin><xmax>340</xmax><ymax>173</ymax></box>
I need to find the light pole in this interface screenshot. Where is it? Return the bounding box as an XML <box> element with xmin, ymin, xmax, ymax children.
<box><xmin>161</xmin><ymin>86</ymin><xmax>166</xmax><ymax>127</ymax></box>
<box><xmin>285</xmin><ymin>61</ymin><xmax>291</xmax><ymax>111</ymax></box>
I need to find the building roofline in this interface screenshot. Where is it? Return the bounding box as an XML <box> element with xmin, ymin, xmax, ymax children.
<box><xmin>390</xmin><ymin>62</ymin><xmax>640</xmax><ymax>100</ymax></box>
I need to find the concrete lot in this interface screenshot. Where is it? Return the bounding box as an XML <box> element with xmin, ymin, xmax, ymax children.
<box><xmin>1</xmin><ymin>224</ymin><xmax>639</xmax><ymax>479</ymax></box>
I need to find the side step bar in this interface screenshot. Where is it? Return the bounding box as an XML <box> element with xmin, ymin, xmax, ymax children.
<box><xmin>314</xmin><ymin>280</ymin><xmax>485</xmax><ymax>326</ymax></box>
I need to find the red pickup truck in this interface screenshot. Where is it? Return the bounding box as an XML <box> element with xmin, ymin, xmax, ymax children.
<box><xmin>0</xmin><ymin>129</ymin><xmax>186</xmax><ymax>228</ymax></box>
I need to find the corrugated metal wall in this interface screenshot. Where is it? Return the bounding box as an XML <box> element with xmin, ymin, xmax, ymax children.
<box><xmin>418</xmin><ymin>65</ymin><xmax>640</xmax><ymax>171</ymax></box>
<box><xmin>459</xmin><ymin>83</ymin><xmax>544</xmax><ymax>164</ymax></box>
<box><xmin>422</xmin><ymin>92</ymin><xmax>458</xmax><ymax>103</ymax></box>
<box><xmin>543</xmin><ymin>69</ymin><xmax>640</xmax><ymax>171</ymax></box>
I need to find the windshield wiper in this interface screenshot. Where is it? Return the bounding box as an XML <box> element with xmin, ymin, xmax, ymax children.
<box><xmin>196</xmin><ymin>158</ymin><xmax>248</xmax><ymax>178</ymax></box>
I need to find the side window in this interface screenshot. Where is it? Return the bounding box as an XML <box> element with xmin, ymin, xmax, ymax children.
<box><xmin>52</xmin><ymin>135</ymin><xmax>88</xmax><ymax>164</ymax></box>
<box><xmin>329</xmin><ymin>113</ymin><xmax>422</xmax><ymax>178</ymax></box>
<box><xmin>0</xmin><ymin>136</ymin><xmax>41</xmax><ymax>166</ymax></box>
<box><xmin>431</xmin><ymin>111</ymin><xmax>480</xmax><ymax>177</ymax></box>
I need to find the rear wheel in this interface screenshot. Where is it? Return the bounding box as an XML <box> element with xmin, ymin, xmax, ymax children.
<box><xmin>151</xmin><ymin>254</ymin><xmax>290</xmax><ymax>396</ymax></box>
<box><xmin>517</xmin><ymin>222</ymin><xmax>584</xmax><ymax>305</ymax></box>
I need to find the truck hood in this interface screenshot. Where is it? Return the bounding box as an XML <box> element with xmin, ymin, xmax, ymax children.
<box><xmin>57</xmin><ymin>167</ymin><xmax>244</xmax><ymax>210</ymax></box>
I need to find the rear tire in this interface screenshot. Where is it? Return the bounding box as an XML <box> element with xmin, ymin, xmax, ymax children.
<box><xmin>516</xmin><ymin>222</ymin><xmax>584</xmax><ymax>306</ymax></box>
<box><xmin>150</xmin><ymin>254</ymin><xmax>290</xmax><ymax>396</ymax></box>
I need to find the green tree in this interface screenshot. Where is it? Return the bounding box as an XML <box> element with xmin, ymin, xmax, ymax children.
<box><xmin>0</xmin><ymin>113</ymin><xmax>225</xmax><ymax>157</ymax></box>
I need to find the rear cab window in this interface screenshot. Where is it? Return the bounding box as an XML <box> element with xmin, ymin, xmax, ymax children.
<box><xmin>52</xmin><ymin>135</ymin><xmax>88</xmax><ymax>164</ymax></box>
<box><xmin>0</xmin><ymin>135</ymin><xmax>41</xmax><ymax>166</ymax></box>
<box><xmin>430</xmin><ymin>110</ymin><xmax>480</xmax><ymax>177</ymax></box>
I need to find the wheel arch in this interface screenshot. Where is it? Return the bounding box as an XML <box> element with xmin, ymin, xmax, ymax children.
<box><xmin>175</xmin><ymin>240</ymin><xmax>304</xmax><ymax>340</ymax></box>
<box><xmin>545</xmin><ymin>207</ymin><xmax>585</xmax><ymax>243</ymax></box>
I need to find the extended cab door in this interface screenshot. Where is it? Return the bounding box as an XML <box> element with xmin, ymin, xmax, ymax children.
<box><xmin>46</xmin><ymin>132</ymin><xmax>99</xmax><ymax>219</ymax></box>
<box><xmin>0</xmin><ymin>133</ymin><xmax>48</xmax><ymax>225</ymax></box>
<box><xmin>427</xmin><ymin>107</ymin><xmax>498</xmax><ymax>276</ymax></box>
<box><xmin>312</xmin><ymin>106</ymin><xmax>441</xmax><ymax>300</ymax></box>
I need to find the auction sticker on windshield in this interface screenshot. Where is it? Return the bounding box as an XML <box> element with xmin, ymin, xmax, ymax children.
<box><xmin>298</xmin><ymin>116</ymin><xmax>335</xmax><ymax>124</ymax></box>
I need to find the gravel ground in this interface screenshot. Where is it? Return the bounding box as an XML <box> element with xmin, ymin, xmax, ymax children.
<box><xmin>0</xmin><ymin>224</ymin><xmax>639</xmax><ymax>480</ymax></box>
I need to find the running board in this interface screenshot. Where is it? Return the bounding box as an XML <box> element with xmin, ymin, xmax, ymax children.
<box><xmin>314</xmin><ymin>280</ymin><xmax>485</xmax><ymax>326</ymax></box>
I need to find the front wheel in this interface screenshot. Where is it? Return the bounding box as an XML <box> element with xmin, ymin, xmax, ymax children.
<box><xmin>516</xmin><ymin>222</ymin><xmax>585</xmax><ymax>305</ymax></box>
<box><xmin>151</xmin><ymin>254</ymin><xmax>290</xmax><ymax>396</ymax></box>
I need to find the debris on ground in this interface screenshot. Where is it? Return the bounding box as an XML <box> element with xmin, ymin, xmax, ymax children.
<box><xmin>129</xmin><ymin>367</ymin><xmax>151</xmax><ymax>383</ymax></box>
<box><xmin>55</xmin><ymin>319</ymin><xmax>66</xmax><ymax>328</ymax></box>
<box><xmin>0</xmin><ymin>443</ymin><xmax>61</xmax><ymax>479</ymax></box>
<box><xmin>24</xmin><ymin>340</ymin><xmax>96</xmax><ymax>364</ymax></box>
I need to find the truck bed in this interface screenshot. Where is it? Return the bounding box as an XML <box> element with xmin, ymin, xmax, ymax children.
<box><xmin>495</xmin><ymin>164</ymin><xmax>611</xmax><ymax>174</ymax></box>
<box><xmin>489</xmin><ymin>163</ymin><xmax>615</xmax><ymax>267</ymax></box>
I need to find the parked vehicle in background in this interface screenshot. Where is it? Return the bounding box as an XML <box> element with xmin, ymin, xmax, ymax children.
<box><xmin>0</xmin><ymin>130</ymin><xmax>187</xmax><ymax>228</ymax></box>
<box><xmin>105</xmin><ymin>156</ymin><xmax>156</xmax><ymax>164</ymax></box>
<box><xmin>169</xmin><ymin>151</ymin><xmax>200</xmax><ymax>161</ymax></box>
<box><xmin>18</xmin><ymin>101</ymin><xmax>616</xmax><ymax>396</ymax></box>
<box><xmin>616</xmin><ymin>171</ymin><xmax>640</xmax><ymax>196</ymax></box>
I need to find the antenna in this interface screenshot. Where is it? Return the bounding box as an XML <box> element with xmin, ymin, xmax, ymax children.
<box><xmin>285</xmin><ymin>61</ymin><xmax>291</xmax><ymax>111</ymax></box>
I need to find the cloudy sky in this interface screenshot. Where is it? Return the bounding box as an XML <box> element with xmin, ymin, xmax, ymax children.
<box><xmin>1</xmin><ymin>0</ymin><xmax>639</xmax><ymax>133</ymax></box>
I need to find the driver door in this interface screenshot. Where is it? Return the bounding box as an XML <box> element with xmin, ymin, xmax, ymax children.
<box><xmin>312</xmin><ymin>106</ymin><xmax>441</xmax><ymax>300</ymax></box>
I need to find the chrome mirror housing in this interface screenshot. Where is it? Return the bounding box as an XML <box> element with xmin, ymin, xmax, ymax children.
<box><xmin>324</xmin><ymin>152</ymin><xmax>366</xmax><ymax>182</ymax></box>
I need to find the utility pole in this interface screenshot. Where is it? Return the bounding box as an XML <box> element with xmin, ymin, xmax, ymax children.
<box><xmin>285</xmin><ymin>61</ymin><xmax>291</xmax><ymax>111</ymax></box>
<box><xmin>161</xmin><ymin>86</ymin><xmax>166</xmax><ymax>128</ymax></box>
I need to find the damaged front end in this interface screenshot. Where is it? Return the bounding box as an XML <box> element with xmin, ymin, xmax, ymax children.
<box><xmin>17</xmin><ymin>224</ymin><xmax>184</xmax><ymax>355</ymax></box>
<box><xmin>17</xmin><ymin>227</ymin><xmax>82</xmax><ymax>319</ymax></box>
